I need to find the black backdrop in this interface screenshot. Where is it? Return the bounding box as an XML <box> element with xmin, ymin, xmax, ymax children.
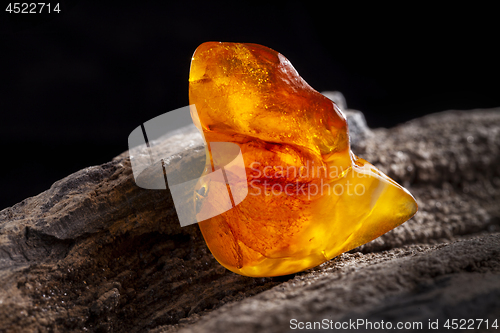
<box><xmin>1</xmin><ymin>2</ymin><xmax>498</xmax><ymax>209</ymax></box>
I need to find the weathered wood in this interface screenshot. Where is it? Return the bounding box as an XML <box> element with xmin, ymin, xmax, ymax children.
<box><xmin>0</xmin><ymin>109</ymin><xmax>499</xmax><ymax>332</ymax></box>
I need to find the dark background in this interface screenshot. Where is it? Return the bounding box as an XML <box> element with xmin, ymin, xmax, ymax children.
<box><xmin>0</xmin><ymin>2</ymin><xmax>498</xmax><ymax>210</ymax></box>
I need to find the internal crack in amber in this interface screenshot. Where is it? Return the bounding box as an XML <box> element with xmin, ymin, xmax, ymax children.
<box><xmin>189</xmin><ymin>42</ymin><xmax>418</xmax><ymax>277</ymax></box>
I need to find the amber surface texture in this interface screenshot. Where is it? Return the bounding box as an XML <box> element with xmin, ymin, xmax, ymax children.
<box><xmin>189</xmin><ymin>42</ymin><xmax>418</xmax><ymax>277</ymax></box>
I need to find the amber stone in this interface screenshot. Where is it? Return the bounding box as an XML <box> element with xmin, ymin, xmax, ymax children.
<box><xmin>189</xmin><ymin>42</ymin><xmax>417</xmax><ymax>277</ymax></box>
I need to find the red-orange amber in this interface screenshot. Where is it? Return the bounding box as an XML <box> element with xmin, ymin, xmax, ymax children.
<box><xmin>189</xmin><ymin>42</ymin><xmax>417</xmax><ymax>277</ymax></box>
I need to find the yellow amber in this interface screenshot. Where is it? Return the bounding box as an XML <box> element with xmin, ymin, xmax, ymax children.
<box><xmin>189</xmin><ymin>42</ymin><xmax>417</xmax><ymax>277</ymax></box>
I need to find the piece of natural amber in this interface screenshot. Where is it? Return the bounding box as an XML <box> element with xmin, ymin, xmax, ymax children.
<box><xmin>189</xmin><ymin>42</ymin><xmax>417</xmax><ymax>277</ymax></box>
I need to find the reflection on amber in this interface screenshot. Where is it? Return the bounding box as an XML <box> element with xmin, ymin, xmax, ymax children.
<box><xmin>189</xmin><ymin>42</ymin><xmax>418</xmax><ymax>277</ymax></box>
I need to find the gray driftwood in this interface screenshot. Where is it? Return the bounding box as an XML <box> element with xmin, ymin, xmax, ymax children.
<box><xmin>0</xmin><ymin>108</ymin><xmax>499</xmax><ymax>332</ymax></box>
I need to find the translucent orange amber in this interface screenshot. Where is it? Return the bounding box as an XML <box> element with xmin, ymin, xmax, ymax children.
<box><xmin>189</xmin><ymin>42</ymin><xmax>417</xmax><ymax>277</ymax></box>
